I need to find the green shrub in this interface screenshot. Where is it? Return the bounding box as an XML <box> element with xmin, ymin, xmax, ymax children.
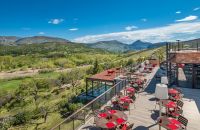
<box><xmin>12</xmin><ymin>112</ymin><xmax>30</xmax><ymax>125</ymax></box>
<box><xmin>38</xmin><ymin>69</ymin><xmax>54</xmax><ymax>74</ymax></box>
<box><xmin>34</xmin><ymin>78</ymin><xmax>50</xmax><ymax>89</ymax></box>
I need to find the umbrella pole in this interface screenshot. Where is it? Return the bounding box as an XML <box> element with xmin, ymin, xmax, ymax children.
<box><xmin>159</xmin><ymin>101</ymin><xmax>161</xmax><ymax>130</ymax></box>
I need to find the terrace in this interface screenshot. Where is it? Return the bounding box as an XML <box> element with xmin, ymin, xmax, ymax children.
<box><xmin>51</xmin><ymin>57</ymin><xmax>200</xmax><ymax>130</ymax></box>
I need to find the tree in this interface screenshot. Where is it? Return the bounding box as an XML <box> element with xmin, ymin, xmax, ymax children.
<box><xmin>39</xmin><ymin>106</ymin><xmax>50</xmax><ymax>123</ymax></box>
<box><xmin>59</xmin><ymin>69</ymin><xmax>84</xmax><ymax>95</ymax></box>
<box><xmin>155</xmin><ymin>48</ymin><xmax>165</xmax><ymax>63</ymax></box>
<box><xmin>92</xmin><ymin>59</ymin><xmax>99</xmax><ymax>74</ymax></box>
<box><xmin>136</xmin><ymin>56</ymin><xmax>143</xmax><ymax>63</ymax></box>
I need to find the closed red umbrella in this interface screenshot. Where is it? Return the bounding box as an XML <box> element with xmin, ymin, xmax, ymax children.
<box><xmin>168</xmin><ymin>89</ymin><xmax>178</xmax><ymax>94</ymax></box>
<box><xmin>98</xmin><ymin>113</ymin><xmax>107</xmax><ymax>118</ymax></box>
<box><xmin>169</xmin><ymin>118</ymin><xmax>181</xmax><ymax>125</ymax></box>
<box><xmin>167</xmin><ymin>123</ymin><xmax>180</xmax><ymax>129</ymax></box>
<box><xmin>165</xmin><ymin>101</ymin><xmax>176</xmax><ymax>108</ymax></box>
<box><xmin>116</xmin><ymin>118</ymin><xmax>126</xmax><ymax>125</ymax></box>
<box><xmin>108</xmin><ymin>110</ymin><xmax>117</xmax><ymax>114</ymax></box>
<box><xmin>106</xmin><ymin>122</ymin><xmax>116</xmax><ymax>129</ymax></box>
<box><xmin>126</xmin><ymin>87</ymin><xmax>135</xmax><ymax>92</ymax></box>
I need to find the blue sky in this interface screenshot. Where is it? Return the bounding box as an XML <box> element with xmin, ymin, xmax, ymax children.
<box><xmin>0</xmin><ymin>0</ymin><xmax>200</xmax><ymax>43</ymax></box>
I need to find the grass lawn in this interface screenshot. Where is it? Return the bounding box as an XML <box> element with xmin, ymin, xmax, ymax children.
<box><xmin>0</xmin><ymin>72</ymin><xmax>61</xmax><ymax>95</ymax></box>
<box><xmin>0</xmin><ymin>79</ymin><xmax>22</xmax><ymax>93</ymax></box>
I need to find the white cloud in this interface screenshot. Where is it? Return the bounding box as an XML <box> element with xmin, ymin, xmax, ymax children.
<box><xmin>193</xmin><ymin>7</ymin><xmax>200</xmax><ymax>11</ymax></box>
<box><xmin>176</xmin><ymin>11</ymin><xmax>181</xmax><ymax>14</ymax></box>
<box><xmin>73</xmin><ymin>21</ymin><xmax>200</xmax><ymax>44</ymax></box>
<box><xmin>176</xmin><ymin>15</ymin><xmax>198</xmax><ymax>22</ymax></box>
<box><xmin>38</xmin><ymin>32</ymin><xmax>45</xmax><ymax>35</ymax></box>
<box><xmin>69</xmin><ymin>28</ymin><xmax>79</xmax><ymax>31</ymax></box>
<box><xmin>48</xmin><ymin>19</ymin><xmax>64</xmax><ymax>24</ymax></box>
<box><xmin>141</xmin><ymin>18</ymin><xmax>147</xmax><ymax>22</ymax></box>
<box><xmin>125</xmin><ymin>26</ymin><xmax>138</xmax><ymax>31</ymax></box>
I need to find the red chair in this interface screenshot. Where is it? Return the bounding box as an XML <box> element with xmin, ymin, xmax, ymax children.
<box><xmin>168</xmin><ymin>109</ymin><xmax>183</xmax><ymax>118</ymax></box>
<box><xmin>119</xmin><ymin>122</ymin><xmax>134</xmax><ymax>130</ymax></box>
<box><xmin>178</xmin><ymin>115</ymin><xmax>188</xmax><ymax>130</ymax></box>
<box><xmin>120</xmin><ymin>102</ymin><xmax>130</xmax><ymax>111</ymax></box>
<box><xmin>152</xmin><ymin>64</ymin><xmax>157</xmax><ymax>67</ymax></box>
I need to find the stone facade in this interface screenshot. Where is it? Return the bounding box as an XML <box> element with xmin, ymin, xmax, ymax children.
<box><xmin>169</xmin><ymin>52</ymin><xmax>200</xmax><ymax>64</ymax></box>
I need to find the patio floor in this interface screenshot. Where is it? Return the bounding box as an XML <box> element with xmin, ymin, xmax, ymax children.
<box><xmin>79</xmin><ymin>67</ymin><xmax>200</xmax><ymax>130</ymax></box>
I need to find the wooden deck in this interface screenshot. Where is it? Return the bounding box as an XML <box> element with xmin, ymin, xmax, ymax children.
<box><xmin>79</xmin><ymin>68</ymin><xmax>200</xmax><ymax>130</ymax></box>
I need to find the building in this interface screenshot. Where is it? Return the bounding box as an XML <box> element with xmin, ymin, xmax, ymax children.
<box><xmin>166</xmin><ymin>41</ymin><xmax>200</xmax><ymax>89</ymax></box>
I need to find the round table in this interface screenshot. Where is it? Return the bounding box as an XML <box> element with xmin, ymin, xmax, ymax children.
<box><xmin>95</xmin><ymin>110</ymin><xmax>128</xmax><ymax>129</ymax></box>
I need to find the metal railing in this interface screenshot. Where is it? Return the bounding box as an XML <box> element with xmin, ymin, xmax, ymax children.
<box><xmin>51</xmin><ymin>79</ymin><xmax>127</xmax><ymax>130</ymax></box>
<box><xmin>168</xmin><ymin>41</ymin><xmax>200</xmax><ymax>52</ymax></box>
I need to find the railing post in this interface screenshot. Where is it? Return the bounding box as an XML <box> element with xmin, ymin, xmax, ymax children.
<box><xmin>114</xmin><ymin>85</ymin><xmax>116</xmax><ymax>95</ymax></box>
<box><xmin>59</xmin><ymin>125</ymin><xmax>60</xmax><ymax>130</ymax></box>
<box><xmin>105</xmin><ymin>82</ymin><xmax>107</xmax><ymax>101</ymax></box>
<box><xmin>73</xmin><ymin>117</ymin><xmax>75</xmax><ymax>130</ymax></box>
<box><xmin>84</xmin><ymin>110</ymin><xmax>86</xmax><ymax>124</ymax></box>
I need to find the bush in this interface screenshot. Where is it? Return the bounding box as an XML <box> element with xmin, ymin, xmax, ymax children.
<box><xmin>68</xmin><ymin>103</ymin><xmax>83</xmax><ymax>112</ymax></box>
<box><xmin>38</xmin><ymin>69</ymin><xmax>54</xmax><ymax>74</ymax></box>
<box><xmin>34</xmin><ymin>78</ymin><xmax>50</xmax><ymax>89</ymax></box>
<box><xmin>12</xmin><ymin>112</ymin><xmax>30</xmax><ymax>125</ymax></box>
<box><xmin>0</xmin><ymin>117</ymin><xmax>14</xmax><ymax>130</ymax></box>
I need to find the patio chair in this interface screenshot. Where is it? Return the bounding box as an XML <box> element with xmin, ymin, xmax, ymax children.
<box><xmin>93</xmin><ymin>109</ymin><xmax>101</xmax><ymax>116</ymax></box>
<box><xmin>177</xmin><ymin>100</ymin><xmax>184</xmax><ymax>110</ymax></box>
<box><xmin>174</xmin><ymin>87</ymin><xmax>181</xmax><ymax>92</ymax></box>
<box><xmin>168</xmin><ymin>108</ymin><xmax>183</xmax><ymax>118</ymax></box>
<box><xmin>120</xmin><ymin>102</ymin><xmax>130</xmax><ymax>111</ymax></box>
<box><xmin>104</xmin><ymin>106</ymin><xmax>112</xmax><ymax>111</ymax></box>
<box><xmin>178</xmin><ymin>115</ymin><xmax>188</xmax><ymax>130</ymax></box>
<box><xmin>126</xmin><ymin>122</ymin><xmax>134</xmax><ymax>130</ymax></box>
<box><xmin>119</xmin><ymin>122</ymin><xmax>134</xmax><ymax>130</ymax></box>
<box><xmin>117</xmin><ymin>92</ymin><xmax>123</xmax><ymax>97</ymax></box>
<box><xmin>174</xmin><ymin>88</ymin><xmax>184</xmax><ymax>99</ymax></box>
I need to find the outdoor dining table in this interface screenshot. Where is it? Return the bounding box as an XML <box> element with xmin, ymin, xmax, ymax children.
<box><xmin>158</xmin><ymin>116</ymin><xmax>182</xmax><ymax>130</ymax></box>
<box><xmin>95</xmin><ymin>110</ymin><xmax>128</xmax><ymax>129</ymax></box>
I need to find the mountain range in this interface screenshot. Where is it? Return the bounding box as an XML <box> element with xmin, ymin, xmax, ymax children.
<box><xmin>0</xmin><ymin>36</ymin><xmax>69</xmax><ymax>46</ymax></box>
<box><xmin>0</xmin><ymin>36</ymin><xmax>199</xmax><ymax>52</ymax></box>
<box><xmin>87</xmin><ymin>40</ymin><xmax>163</xmax><ymax>52</ymax></box>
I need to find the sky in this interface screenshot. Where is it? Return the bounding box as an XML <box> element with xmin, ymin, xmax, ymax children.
<box><xmin>0</xmin><ymin>0</ymin><xmax>200</xmax><ymax>43</ymax></box>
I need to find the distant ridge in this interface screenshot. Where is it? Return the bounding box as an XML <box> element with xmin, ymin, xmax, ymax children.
<box><xmin>0</xmin><ymin>36</ymin><xmax>69</xmax><ymax>45</ymax></box>
<box><xmin>87</xmin><ymin>40</ymin><xmax>129</xmax><ymax>52</ymax></box>
<box><xmin>15</xmin><ymin>36</ymin><xmax>69</xmax><ymax>45</ymax></box>
<box><xmin>0</xmin><ymin>36</ymin><xmax>21</xmax><ymax>45</ymax></box>
<box><xmin>1</xmin><ymin>35</ymin><xmax>199</xmax><ymax>52</ymax></box>
<box><xmin>88</xmin><ymin>40</ymin><xmax>155</xmax><ymax>52</ymax></box>
<box><xmin>129</xmin><ymin>40</ymin><xmax>152</xmax><ymax>50</ymax></box>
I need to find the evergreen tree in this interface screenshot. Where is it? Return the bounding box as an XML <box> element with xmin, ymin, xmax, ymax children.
<box><xmin>93</xmin><ymin>59</ymin><xmax>99</xmax><ymax>74</ymax></box>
